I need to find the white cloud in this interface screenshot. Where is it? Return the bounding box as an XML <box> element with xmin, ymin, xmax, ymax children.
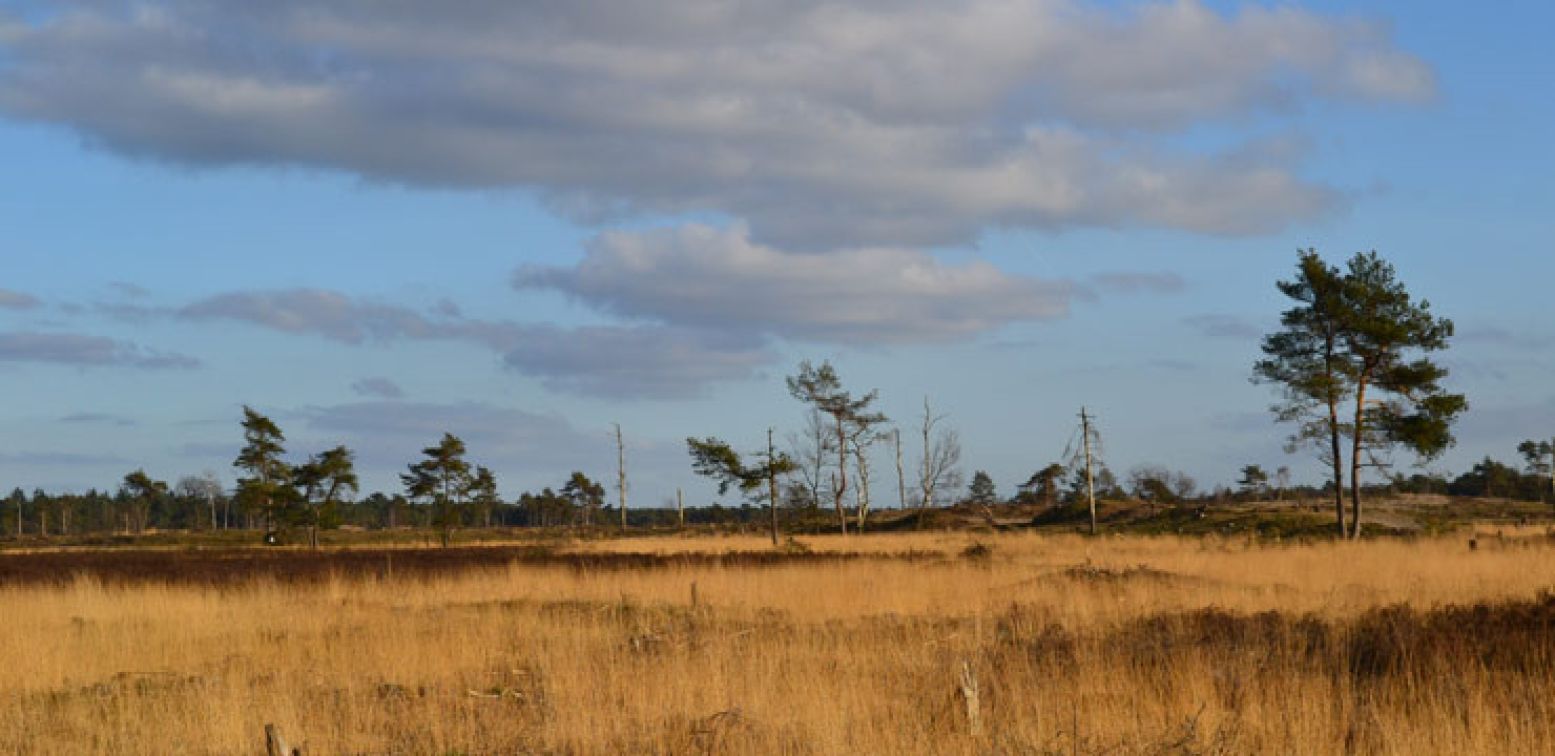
<box><xmin>0</xmin><ymin>1</ymin><xmax>1431</xmax><ymax>247</ymax></box>
<box><xmin>517</xmin><ymin>223</ymin><xmax>1073</xmax><ymax>344</ymax></box>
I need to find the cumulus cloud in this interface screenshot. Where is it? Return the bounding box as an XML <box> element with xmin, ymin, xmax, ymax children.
<box><xmin>0</xmin><ymin>288</ymin><xmax>41</xmax><ymax>310</ymax></box>
<box><xmin>517</xmin><ymin>224</ymin><xmax>1073</xmax><ymax>344</ymax></box>
<box><xmin>349</xmin><ymin>377</ymin><xmax>405</xmax><ymax>399</ymax></box>
<box><xmin>173</xmin><ymin>288</ymin><xmax>767</xmax><ymax>398</ymax></box>
<box><xmin>0</xmin><ymin>331</ymin><xmax>200</xmax><ymax>369</ymax></box>
<box><xmin>0</xmin><ymin>1</ymin><xmax>1430</xmax><ymax>247</ymax></box>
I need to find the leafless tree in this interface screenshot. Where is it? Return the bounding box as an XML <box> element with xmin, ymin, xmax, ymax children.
<box><xmin>850</xmin><ymin>428</ymin><xmax>889</xmax><ymax>533</ymax></box>
<box><xmin>786</xmin><ymin>408</ymin><xmax>833</xmax><ymax>511</ymax></box>
<box><xmin>918</xmin><ymin>398</ymin><xmax>963</xmax><ymax>522</ymax></box>
<box><xmin>176</xmin><ymin>471</ymin><xmax>224</xmax><ymax>531</ymax></box>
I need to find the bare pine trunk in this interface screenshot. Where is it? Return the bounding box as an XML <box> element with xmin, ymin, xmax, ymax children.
<box><xmin>615</xmin><ymin>423</ymin><xmax>628</xmax><ymax>532</ymax></box>
<box><xmin>768</xmin><ymin>428</ymin><xmax>781</xmax><ymax>546</ymax></box>
<box><xmin>894</xmin><ymin>429</ymin><xmax>907</xmax><ymax>513</ymax></box>
<box><xmin>833</xmin><ymin>415</ymin><xmax>849</xmax><ymax>536</ymax></box>
<box><xmin>1082</xmin><ymin>407</ymin><xmax>1097</xmax><ymax>535</ymax></box>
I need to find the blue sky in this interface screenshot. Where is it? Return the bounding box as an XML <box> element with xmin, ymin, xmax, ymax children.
<box><xmin>1</xmin><ymin>1</ymin><xmax>1551</xmax><ymax>503</ymax></box>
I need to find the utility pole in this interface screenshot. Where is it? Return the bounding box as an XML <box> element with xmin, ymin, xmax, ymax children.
<box><xmin>1081</xmin><ymin>407</ymin><xmax>1097</xmax><ymax>535</ymax></box>
<box><xmin>768</xmin><ymin>427</ymin><xmax>781</xmax><ymax>546</ymax></box>
<box><xmin>614</xmin><ymin>423</ymin><xmax>628</xmax><ymax>532</ymax></box>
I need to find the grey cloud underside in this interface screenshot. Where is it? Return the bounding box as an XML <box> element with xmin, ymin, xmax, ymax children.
<box><xmin>1184</xmin><ymin>314</ymin><xmax>1263</xmax><ymax>340</ymax></box>
<box><xmin>0</xmin><ymin>330</ymin><xmax>199</xmax><ymax>369</ymax></box>
<box><xmin>174</xmin><ymin>289</ymin><xmax>769</xmax><ymax>399</ymax></box>
<box><xmin>299</xmin><ymin>400</ymin><xmax>665</xmax><ymax>481</ymax></box>
<box><xmin>516</xmin><ymin>224</ymin><xmax>1074</xmax><ymax>344</ymax></box>
<box><xmin>60</xmin><ymin>412</ymin><xmax>138</xmax><ymax>427</ymax></box>
<box><xmin>0</xmin><ymin>450</ymin><xmax>131</xmax><ymax>466</ymax></box>
<box><xmin>0</xmin><ymin>1</ymin><xmax>1431</xmax><ymax>247</ymax></box>
<box><xmin>0</xmin><ymin>288</ymin><xmax>42</xmax><ymax>309</ymax></box>
<box><xmin>349</xmin><ymin>377</ymin><xmax>405</xmax><ymax>399</ymax></box>
<box><xmin>289</xmin><ymin>400</ymin><xmax>689</xmax><ymax>493</ymax></box>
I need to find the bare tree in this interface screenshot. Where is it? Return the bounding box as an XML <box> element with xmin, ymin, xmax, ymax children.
<box><xmin>893</xmin><ymin>428</ymin><xmax>907</xmax><ymax>511</ymax></box>
<box><xmin>917</xmin><ymin>398</ymin><xmax>962</xmax><ymax>524</ymax></box>
<box><xmin>614</xmin><ymin>423</ymin><xmax>629</xmax><ymax>531</ymax></box>
<box><xmin>852</xmin><ymin>434</ymin><xmax>878</xmax><ymax>533</ymax></box>
<box><xmin>176</xmin><ymin>471</ymin><xmax>224</xmax><ymax>531</ymax></box>
<box><xmin>786</xmin><ymin>408</ymin><xmax>833</xmax><ymax>511</ymax></box>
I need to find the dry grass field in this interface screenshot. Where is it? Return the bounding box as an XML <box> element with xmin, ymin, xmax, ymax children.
<box><xmin>3</xmin><ymin>530</ymin><xmax>1555</xmax><ymax>754</ymax></box>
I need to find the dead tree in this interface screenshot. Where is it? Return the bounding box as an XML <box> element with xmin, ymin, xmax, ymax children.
<box><xmin>918</xmin><ymin>397</ymin><xmax>962</xmax><ymax>526</ymax></box>
<box><xmin>614</xmin><ymin>423</ymin><xmax>628</xmax><ymax>531</ymax></box>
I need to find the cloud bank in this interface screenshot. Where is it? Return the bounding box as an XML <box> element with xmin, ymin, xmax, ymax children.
<box><xmin>0</xmin><ymin>0</ymin><xmax>1431</xmax><ymax>248</ymax></box>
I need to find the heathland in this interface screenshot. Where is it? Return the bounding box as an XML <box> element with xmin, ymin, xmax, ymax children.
<box><xmin>3</xmin><ymin>523</ymin><xmax>1555</xmax><ymax>754</ymax></box>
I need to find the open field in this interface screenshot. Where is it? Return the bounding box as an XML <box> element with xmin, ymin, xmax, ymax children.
<box><xmin>4</xmin><ymin>531</ymin><xmax>1555</xmax><ymax>754</ymax></box>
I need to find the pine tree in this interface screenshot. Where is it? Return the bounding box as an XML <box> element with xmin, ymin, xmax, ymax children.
<box><xmin>233</xmin><ymin>406</ymin><xmax>290</xmax><ymax>535</ymax></box>
<box><xmin>402</xmin><ymin>433</ymin><xmax>472</xmax><ymax>547</ymax></box>
<box><xmin>1256</xmin><ymin>250</ymin><xmax>1465</xmax><ymax>538</ymax></box>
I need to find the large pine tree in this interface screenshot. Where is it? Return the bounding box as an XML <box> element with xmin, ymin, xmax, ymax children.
<box><xmin>1256</xmin><ymin>250</ymin><xmax>1465</xmax><ymax>538</ymax></box>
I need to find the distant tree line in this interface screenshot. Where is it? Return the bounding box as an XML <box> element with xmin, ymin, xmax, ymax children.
<box><xmin>5</xmin><ymin>251</ymin><xmax>1549</xmax><ymax>542</ymax></box>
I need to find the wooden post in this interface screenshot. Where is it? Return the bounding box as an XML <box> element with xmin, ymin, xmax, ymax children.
<box><xmin>265</xmin><ymin>723</ymin><xmax>300</xmax><ymax>756</ymax></box>
<box><xmin>677</xmin><ymin>488</ymin><xmax>685</xmax><ymax>528</ymax></box>
<box><xmin>958</xmin><ymin>661</ymin><xmax>982</xmax><ymax>736</ymax></box>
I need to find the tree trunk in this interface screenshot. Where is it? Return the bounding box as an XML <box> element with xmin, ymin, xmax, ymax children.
<box><xmin>615</xmin><ymin>423</ymin><xmax>628</xmax><ymax>532</ymax></box>
<box><xmin>767</xmin><ymin>428</ymin><xmax>780</xmax><ymax>547</ymax></box>
<box><xmin>833</xmin><ymin>414</ymin><xmax>849</xmax><ymax>536</ymax></box>
<box><xmin>1082</xmin><ymin>407</ymin><xmax>1097</xmax><ymax>535</ymax></box>
<box><xmin>893</xmin><ymin>429</ymin><xmax>907</xmax><ymax>518</ymax></box>
<box><xmin>854</xmin><ymin>445</ymin><xmax>871</xmax><ymax>534</ymax></box>
<box><xmin>1348</xmin><ymin>377</ymin><xmax>1370</xmax><ymax>541</ymax></box>
<box><xmin>1326</xmin><ymin>390</ymin><xmax>1346</xmax><ymax>538</ymax></box>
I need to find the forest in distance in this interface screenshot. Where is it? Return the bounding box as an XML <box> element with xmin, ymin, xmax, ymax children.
<box><xmin>2</xmin><ymin>249</ymin><xmax>1553</xmax><ymax>547</ymax></box>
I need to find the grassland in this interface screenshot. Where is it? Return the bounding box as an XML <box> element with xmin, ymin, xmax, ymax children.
<box><xmin>3</xmin><ymin>528</ymin><xmax>1555</xmax><ymax>754</ymax></box>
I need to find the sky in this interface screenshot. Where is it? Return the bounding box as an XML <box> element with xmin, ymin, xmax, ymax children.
<box><xmin>1</xmin><ymin>0</ymin><xmax>1551</xmax><ymax>503</ymax></box>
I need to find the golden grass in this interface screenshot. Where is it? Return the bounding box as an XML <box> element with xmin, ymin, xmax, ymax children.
<box><xmin>3</xmin><ymin>531</ymin><xmax>1554</xmax><ymax>754</ymax></box>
